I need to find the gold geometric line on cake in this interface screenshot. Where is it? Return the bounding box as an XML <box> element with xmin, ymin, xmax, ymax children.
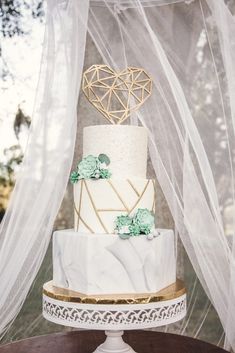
<box><xmin>82</xmin><ymin>65</ymin><xmax>153</xmax><ymax>125</ymax></box>
<box><xmin>152</xmin><ymin>197</ymin><xmax>155</xmax><ymax>212</ymax></box>
<box><xmin>76</xmin><ymin>179</ymin><xmax>84</xmax><ymax>231</ymax></box>
<box><xmin>83</xmin><ymin>180</ymin><xmax>109</xmax><ymax>233</ymax></box>
<box><xmin>97</xmin><ymin>209</ymin><xmax>127</xmax><ymax>212</ymax></box>
<box><xmin>128</xmin><ymin>180</ymin><xmax>150</xmax><ymax>215</ymax></box>
<box><xmin>127</xmin><ymin>179</ymin><xmax>140</xmax><ymax>197</ymax></box>
<box><xmin>107</xmin><ymin>180</ymin><xmax>130</xmax><ymax>212</ymax></box>
<box><xmin>152</xmin><ymin>179</ymin><xmax>156</xmax><ymax>212</ymax></box>
<box><xmin>74</xmin><ymin>202</ymin><xmax>95</xmax><ymax>234</ymax></box>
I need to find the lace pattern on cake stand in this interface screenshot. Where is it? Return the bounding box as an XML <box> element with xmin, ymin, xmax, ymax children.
<box><xmin>43</xmin><ymin>293</ymin><xmax>186</xmax><ymax>330</ymax></box>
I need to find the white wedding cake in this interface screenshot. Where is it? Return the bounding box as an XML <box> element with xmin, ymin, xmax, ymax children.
<box><xmin>52</xmin><ymin>124</ymin><xmax>176</xmax><ymax>295</ymax></box>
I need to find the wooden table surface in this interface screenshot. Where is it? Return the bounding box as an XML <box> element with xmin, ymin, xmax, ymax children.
<box><xmin>0</xmin><ymin>330</ymin><xmax>228</xmax><ymax>353</ymax></box>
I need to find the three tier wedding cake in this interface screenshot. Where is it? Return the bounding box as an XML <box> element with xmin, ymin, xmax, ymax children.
<box><xmin>52</xmin><ymin>65</ymin><xmax>176</xmax><ymax>298</ymax></box>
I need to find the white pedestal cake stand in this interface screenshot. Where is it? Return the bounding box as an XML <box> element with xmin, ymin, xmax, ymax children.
<box><xmin>42</xmin><ymin>280</ymin><xmax>186</xmax><ymax>353</ymax></box>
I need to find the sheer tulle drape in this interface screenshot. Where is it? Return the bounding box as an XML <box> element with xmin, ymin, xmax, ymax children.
<box><xmin>206</xmin><ymin>1</ymin><xmax>235</xmax><ymax>348</ymax></box>
<box><xmin>88</xmin><ymin>0</ymin><xmax>235</xmax><ymax>349</ymax></box>
<box><xmin>0</xmin><ymin>0</ymin><xmax>89</xmax><ymax>337</ymax></box>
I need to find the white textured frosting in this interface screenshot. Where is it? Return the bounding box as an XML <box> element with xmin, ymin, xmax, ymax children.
<box><xmin>74</xmin><ymin>178</ymin><xmax>155</xmax><ymax>234</ymax></box>
<box><xmin>83</xmin><ymin>125</ymin><xmax>147</xmax><ymax>178</ymax></box>
<box><xmin>53</xmin><ymin>229</ymin><xmax>176</xmax><ymax>295</ymax></box>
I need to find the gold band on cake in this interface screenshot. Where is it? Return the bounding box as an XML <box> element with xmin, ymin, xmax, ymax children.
<box><xmin>43</xmin><ymin>279</ymin><xmax>186</xmax><ymax>305</ymax></box>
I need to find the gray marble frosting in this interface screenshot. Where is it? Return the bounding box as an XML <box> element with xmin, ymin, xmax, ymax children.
<box><xmin>53</xmin><ymin>229</ymin><xmax>176</xmax><ymax>295</ymax></box>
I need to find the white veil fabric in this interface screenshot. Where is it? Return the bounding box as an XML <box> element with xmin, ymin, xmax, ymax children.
<box><xmin>0</xmin><ymin>0</ymin><xmax>89</xmax><ymax>337</ymax></box>
<box><xmin>1</xmin><ymin>0</ymin><xmax>235</xmax><ymax>350</ymax></box>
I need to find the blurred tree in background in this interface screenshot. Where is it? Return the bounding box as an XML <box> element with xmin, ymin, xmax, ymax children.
<box><xmin>0</xmin><ymin>107</ymin><xmax>31</xmax><ymax>220</ymax></box>
<box><xmin>0</xmin><ymin>0</ymin><xmax>44</xmax><ymax>37</ymax></box>
<box><xmin>0</xmin><ymin>0</ymin><xmax>44</xmax><ymax>80</ymax></box>
<box><xmin>0</xmin><ymin>0</ymin><xmax>43</xmax><ymax>219</ymax></box>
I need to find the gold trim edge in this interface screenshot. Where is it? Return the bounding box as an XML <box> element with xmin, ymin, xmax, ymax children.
<box><xmin>43</xmin><ymin>279</ymin><xmax>186</xmax><ymax>305</ymax></box>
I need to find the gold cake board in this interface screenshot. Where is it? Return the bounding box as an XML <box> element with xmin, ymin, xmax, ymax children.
<box><xmin>43</xmin><ymin>279</ymin><xmax>185</xmax><ymax>305</ymax></box>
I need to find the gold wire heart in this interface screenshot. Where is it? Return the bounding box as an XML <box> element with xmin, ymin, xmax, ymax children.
<box><xmin>82</xmin><ymin>65</ymin><xmax>152</xmax><ymax>124</ymax></box>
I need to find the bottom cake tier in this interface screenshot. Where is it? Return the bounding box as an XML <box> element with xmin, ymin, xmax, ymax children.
<box><xmin>53</xmin><ymin>229</ymin><xmax>176</xmax><ymax>295</ymax></box>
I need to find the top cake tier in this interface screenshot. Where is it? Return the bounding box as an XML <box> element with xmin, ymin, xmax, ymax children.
<box><xmin>83</xmin><ymin>125</ymin><xmax>148</xmax><ymax>179</ymax></box>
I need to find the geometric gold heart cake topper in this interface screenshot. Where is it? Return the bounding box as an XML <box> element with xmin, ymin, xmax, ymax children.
<box><xmin>82</xmin><ymin>65</ymin><xmax>152</xmax><ymax>124</ymax></box>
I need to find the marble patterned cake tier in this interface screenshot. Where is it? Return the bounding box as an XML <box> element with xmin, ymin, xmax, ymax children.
<box><xmin>53</xmin><ymin>229</ymin><xmax>176</xmax><ymax>295</ymax></box>
<box><xmin>74</xmin><ymin>178</ymin><xmax>155</xmax><ymax>234</ymax></box>
<box><xmin>83</xmin><ymin>125</ymin><xmax>148</xmax><ymax>179</ymax></box>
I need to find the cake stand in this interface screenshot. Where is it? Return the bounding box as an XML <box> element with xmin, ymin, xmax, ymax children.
<box><xmin>42</xmin><ymin>280</ymin><xmax>186</xmax><ymax>353</ymax></box>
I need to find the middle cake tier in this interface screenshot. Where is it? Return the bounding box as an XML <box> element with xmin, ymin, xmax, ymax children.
<box><xmin>74</xmin><ymin>178</ymin><xmax>155</xmax><ymax>234</ymax></box>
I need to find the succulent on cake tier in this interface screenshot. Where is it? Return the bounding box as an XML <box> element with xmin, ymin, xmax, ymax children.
<box><xmin>70</xmin><ymin>154</ymin><xmax>111</xmax><ymax>183</ymax></box>
<box><xmin>115</xmin><ymin>208</ymin><xmax>159</xmax><ymax>240</ymax></box>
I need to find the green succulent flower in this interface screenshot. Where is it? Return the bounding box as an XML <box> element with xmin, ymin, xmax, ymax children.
<box><xmin>100</xmin><ymin>169</ymin><xmax>112</xmax><ymax>179</ymax></box>
<box><xmin>129</xmin><ymin>224</ymin><xmax>141</xmax><ymax>236</ymax></box>
<box><xmin>77</xmin><ymin>155</ymin><xmax>98</xmax><ymax>179</ymax></box>
<box><xmin>72</xmin><ymin>154</ymin><xmax>111</xmax><ymax>181</ymax></box>
<box><xmin>116</xmin><ymin>215</ymin><xmax>132</xmax><ymax>229</ymax></box>
<box><xmin>98</xmin><ymin>154</ymin><xmax>110</xmax><ymax>166</ymax></box>
<box><xmin>91</xmin><ymin>170</ymin><xmax>101</xmax><ymax>179</ymax></box>
<box><xmin>116</xmin><ymin>209</ymin><xmax>155</xmax><ymax>239</ymax></box>
<box><xmin>141</xmin><ymin>225</ymin><xmax>152</xmax><ymax>235</ymax></box>
<box><xmin>133</xmin><ymin>208</ymin><xmax>154</xmax><ymax>233</ymax></box>
<box><xmin>70</xmin><ymin>170</ymin><xmax>79</xmax><ymax>184</ymax></box>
